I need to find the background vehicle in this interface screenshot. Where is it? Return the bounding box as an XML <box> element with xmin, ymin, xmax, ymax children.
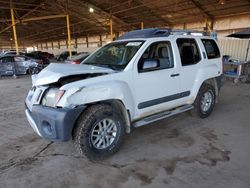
<box><xmin>25</xmin><ymin>28</ymin><xmax>223</xmax><ymax>160</ymax></box>
<box><xmin>25</xmin><ymin>51</ymin><xmax>50</xmax><ymax>65</ymax></box>
<box><xmin>57</xmin><ymin>51</ymin><xmax>77</xmax><ymax>61</ymax></box>
<box><xmin>65</xmin><ymin>53</ymin><xmax>90</xmax><ymax>64</ymax></box>
<box><xmin>0</xmin><ymin>50</ymin><xmax>25</xmax><ymax>56</ymax></box>
<box><xmin>0</xmin><ymin>55</ymin><xmax>42</xmax><ymax>76</ymax></box>
<box><xmin>41</xmin><ymin>52</ymin><xmax>54</xmax><ymax>59</ymax></box>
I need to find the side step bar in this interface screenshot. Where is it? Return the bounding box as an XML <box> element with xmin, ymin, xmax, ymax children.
<box><xmin>133</xmin><ymin>104</ymin><xmax>193</xmax><ymax>128</ymax></box>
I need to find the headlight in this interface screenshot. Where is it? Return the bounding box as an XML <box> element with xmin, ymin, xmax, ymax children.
<box><xmin>41</xmin><ymin>88</ymin><xmax>65</xmax><ymax>107</ymax></box>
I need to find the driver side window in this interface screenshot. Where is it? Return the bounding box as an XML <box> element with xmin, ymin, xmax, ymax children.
<box><xmin>138</xmin><ymin>41</ymin><xmax>174</xmax><ymax>72</ymax></box>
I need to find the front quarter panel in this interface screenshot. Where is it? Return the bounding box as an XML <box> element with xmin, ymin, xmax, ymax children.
<box><xmin>57</xmin><ymin>80</ymin><xmax>136</xmax><ymax>118</ymax></box>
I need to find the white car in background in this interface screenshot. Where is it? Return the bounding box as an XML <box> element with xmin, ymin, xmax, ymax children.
<box><xmin>25</xmin><ymin>28</ymin><xmax>223</xmax><ymax>160</ymax></box>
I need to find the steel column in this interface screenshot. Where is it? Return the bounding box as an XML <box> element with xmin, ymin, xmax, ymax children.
<box><xmin>66</xmin><ymin>14</ymin><xmax>72</xmax><ymax>57</ymax></box>
<box><xmin>10</xmin><ymin>0</ymin><xmax>19</xmax><ymax>55</ymax></box>
<box><xmin>110</xmin><ymin>16</ymin><xmax>113</xmax><ymax>41</ymax></box>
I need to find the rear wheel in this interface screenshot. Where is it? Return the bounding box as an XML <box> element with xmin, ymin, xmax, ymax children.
<box><xmin>73</xmin><ymin>104</ymin><xmax>126</xmax><ymax>160</ymax></box>
<box><xmin>191</xmin><ymin>84</ymin><xmax>216</xmax><ymax>118</ymax></box>
<box><xmin>28</xmin><ymin>67</ymin><xmax>40</xmax><ymax>75</ymax></box>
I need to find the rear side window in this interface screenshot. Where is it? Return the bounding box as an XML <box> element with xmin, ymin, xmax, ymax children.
<box><xmin>1</xmin><ymin>57</ymin><xmax>13</xmax><ymax>63</ymax></box>
<box><xmin>201</xmin><ymin>39</ymin><xmax>220</xmax><ymax>59</ymax></box>
<box><xmin>14</xmin><ymin>56</ymin><xmax>26</xmax><ymax>62</ymax></box>
<box><xmin>176</xmin><ymin>38</ymin><xmax>201</xmax><ymax>66</ymax></box>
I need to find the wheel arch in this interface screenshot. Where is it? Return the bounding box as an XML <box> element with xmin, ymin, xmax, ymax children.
<box><xmin>72</xmin><ymin>99</ymin><xmax>131</xmax><ymax>139</ymax></box>
<box><xmin>204</xmin><ymin>77</ymin><xmax>219</xmax><ymax>101</ymax></box>
<box><xmin>191</xmin><ymin>76</ymin><xmax>221</xmax><ymax>104</ymax></box>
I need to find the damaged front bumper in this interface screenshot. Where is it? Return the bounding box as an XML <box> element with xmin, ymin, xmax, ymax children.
<box><xmin>25</xmin><ymin>104</ymin><xmax>86</xmax><ymax>141</ymax></box>
<box><xmin>25</xmin><ymin>84</ymin><xmax>86</xmax><ymax>141</ymax></box>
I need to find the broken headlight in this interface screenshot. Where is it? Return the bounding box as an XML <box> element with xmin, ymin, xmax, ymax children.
<box><xmin>41</xmin><ymin>88</ymin><xmax>65</xmax><ymax>107</ymax></box>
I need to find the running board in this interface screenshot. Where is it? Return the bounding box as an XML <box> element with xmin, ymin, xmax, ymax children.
<box><xmin>133</xmin><ymin>104</ymin><xmax>193</xmax><ymax>128</ymax></box>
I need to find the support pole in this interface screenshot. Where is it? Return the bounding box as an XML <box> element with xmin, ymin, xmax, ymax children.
<box><xmin>99</xmin><ymin>35</ymin><xmax>102</xmax><ymax>47</ymax></box>
<box><xmin>86</xmin><ymin>35</ymin><xmax>89</xmax><ymax>48</ymax></box>
<box><xmin>141</xmin><ymin>22</ymin><xmax>144</xmax><ymax>30</ymax></box>
<box><xmin>110</xmin><ymin>16</ymin><xmax>113</xmax><ymax>41</ymax></box>
<box><xmin>10</xmin><ymin>0</ymin><xmax>19</xmax><ymax>55</ymax></box>
<box><xmin>245</xmin><ymin>39</ymin><xmax>250</xmax><ymax>61</ymax></box>
<box><xmin>66</xmin><ymin>14</ymin><xmax>72</xmax><ymax>58</ymax></box>
<box><xmin>183</xmin><ymin>23</ymin><xmax>187</xmax><ymax>29</ymax></box>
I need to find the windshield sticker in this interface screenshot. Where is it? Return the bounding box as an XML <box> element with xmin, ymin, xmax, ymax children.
<box><xmin>126</xmin><ymin>42</ymin><xmax>142</xmax><ymax>46</ymax></box>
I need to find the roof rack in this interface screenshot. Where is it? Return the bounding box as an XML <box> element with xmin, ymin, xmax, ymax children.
<box><xmin>117</xmin><ymin>28</ymin><xmax>208</xmax><ymax>40</ymax></box>
<box><xmin>170</xmin><ymin>29</ymin><xmax>208</xmax><ymax>36</ymax></box>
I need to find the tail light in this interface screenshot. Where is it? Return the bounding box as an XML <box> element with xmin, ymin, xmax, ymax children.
<box><xmin>70</xmin><ymin>60</ymin><xmax>80</xmax><ymax>64</ymax></box>
<box><xmin>75</xmin><ymin>60</ymin><xmax>80</xmax><ymax>64</ymax></box>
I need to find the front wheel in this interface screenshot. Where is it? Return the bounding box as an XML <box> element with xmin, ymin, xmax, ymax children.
<box><xmin>73</xmin><ymin>104</ymin><xmax>126</xmax><ymax>160</ymax></box>
<box><xmin>191</xmin><ymin>84</ymin><xmax>216</xmax><ymax>118</ymax></box>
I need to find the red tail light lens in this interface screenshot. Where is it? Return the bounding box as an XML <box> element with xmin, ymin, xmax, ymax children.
<box><xmin>70</xmin><ymin>60</ymin><xmax>80</xmax><ymax>64</ymax></box>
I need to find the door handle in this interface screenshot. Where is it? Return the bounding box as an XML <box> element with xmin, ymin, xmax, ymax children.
<box><xmin>170</xmin><ymin>73</ymin><xmax>180</xmax><ymax>77</ymax></box>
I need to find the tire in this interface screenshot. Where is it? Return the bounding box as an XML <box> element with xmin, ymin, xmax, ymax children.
<box><xmin>191</xmin><ymin>83</ymin><xmax>216</xmax><ymax>118</ymax></box>
<box><xmin>73</xmin><ymin>104</ymin><xmax>126</xmax><ymax>160</ymax></box>
<box><xmin>29</xmin><ymin>67</ymin><xmax>40</xmax><ymax>75</ymax></box>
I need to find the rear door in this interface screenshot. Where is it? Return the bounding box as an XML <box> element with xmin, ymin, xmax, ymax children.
<box><xmin>14</xmin><ymin>56</ymin><xmax>28</xmax><ymax>74</ymax></box>
<box><xmin>175</xmin><ymin>38</ymin><xmax>203</xmax><ymax>96</ymax></box>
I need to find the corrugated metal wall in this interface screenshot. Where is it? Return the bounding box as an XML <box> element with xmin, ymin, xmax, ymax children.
<box><xmin>218</xmin><ymin>37</ymin><xmax>250</xmax><ymax>61</ymax></box>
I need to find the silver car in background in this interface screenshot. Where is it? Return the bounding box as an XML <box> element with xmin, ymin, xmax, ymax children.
<box><xmin>0</xmin><ymin>55</ymin><xmax>42</xmax><ymax>76</ymax></box>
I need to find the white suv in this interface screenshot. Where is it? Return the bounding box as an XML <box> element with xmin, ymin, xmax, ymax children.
<box><xmin>25</xmin><ymin>28</ymin><xmax>223</xmax><ymax>160</ymax></box>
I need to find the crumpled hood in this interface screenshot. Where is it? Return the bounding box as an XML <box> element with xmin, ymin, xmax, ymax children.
<box><xmin>34</xmin><ymin>63</ymin><xmax>115</xmax><ymax>86</ymax></box>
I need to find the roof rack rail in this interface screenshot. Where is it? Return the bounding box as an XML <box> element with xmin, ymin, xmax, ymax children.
<box><xmin>117</xmin><ymin>28</ymin><xmax>208</xmax><ymax>40</ymax></box>
<box><xmin>170</xmin><ymin>29</ymin><xmax>208</xmax><ymax>36</ymax></box>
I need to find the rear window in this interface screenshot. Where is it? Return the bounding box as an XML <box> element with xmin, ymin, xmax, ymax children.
<box><xmin>201</xmin><ymin>39</ymin><xmax>220</xmax><ymax>59</ymax></box>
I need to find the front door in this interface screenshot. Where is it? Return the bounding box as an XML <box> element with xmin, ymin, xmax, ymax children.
<box><xmin>133</xmin><ymin>41</ymin><xmax>181</xmax><ymax>119</ymax></box>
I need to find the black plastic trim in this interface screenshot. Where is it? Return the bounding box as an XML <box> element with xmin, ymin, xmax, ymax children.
<box><xmin>27</xmin><ymin>105</ymin><xmax>86</xmax><ymax>141</ymax></box>
<box><xmin>138</xmin><ymin>91</ymin><xmax>190</xmax><ymax>109</ymax></box>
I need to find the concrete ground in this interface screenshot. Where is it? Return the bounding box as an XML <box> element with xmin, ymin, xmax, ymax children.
<box><xmin>0</xmin><ymin>76</ymin><xmax>250</xmax><ymax>188</ymax></box>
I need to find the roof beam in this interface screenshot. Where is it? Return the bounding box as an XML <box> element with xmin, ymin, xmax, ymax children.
<box><xmin>22</xmin><ymin>14</ymin><xmax>66</xmax><ymax>22</ymax></box>
<box><xmin>73</xmin><ymin>0</ymin><xmax>131</xmax><ymax>28</ymax></box>
<box><xmin>189</xmin><ymin>0</ymin><xmax>213</xmax><ymax>20</ymax></box>
<box><xmin>0</xmin><ymin>1</ymin><xmax>47</xmax><ymax>34</ymax></box>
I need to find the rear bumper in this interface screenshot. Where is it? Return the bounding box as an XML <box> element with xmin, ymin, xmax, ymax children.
<box><xmin>25</xmin><ymin>105</ymin><xmax>86</xmax><ymax>141</ymax></box>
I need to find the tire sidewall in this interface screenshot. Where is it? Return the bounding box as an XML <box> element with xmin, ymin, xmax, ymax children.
<box><xmin>78</xmin><ymin>107</ymin><xmax>125</xmax><ymax>158</ymax></box>
<box><xmin>196</xmin><ymin>84</ymin><xmax>216</xmax><ymax>118</ymax></box>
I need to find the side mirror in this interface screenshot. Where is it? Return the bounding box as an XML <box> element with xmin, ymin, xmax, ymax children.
<box><xmin>141</xmin><ymin>59</ymin><xmax>159</xmax><ymax>71</ymax></box>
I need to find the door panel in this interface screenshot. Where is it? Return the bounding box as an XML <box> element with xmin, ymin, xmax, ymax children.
<box><xmin>0</xmin><ymin>57</ymin><xmax>14</xmax><ymax>76</ymax></box>
<box><xmin>133</xmin><ymin>41</ymin><xmax>182</xmax><ymax>119</ymax></box>
<box><xmin>176</xmin><ymin>38</ymin><xmax>202</xmax><ymax>96</ymax></box>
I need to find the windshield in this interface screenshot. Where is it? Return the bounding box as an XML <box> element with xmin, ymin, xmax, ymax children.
<box><xmin>83</xmin><ymin>40</ymin><xmax>144</xmax><ymax>70</ymax></box>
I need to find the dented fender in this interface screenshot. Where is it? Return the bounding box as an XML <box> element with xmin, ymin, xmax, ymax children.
<box><xmin>57</xmin><ymin>80</ymin><xmax>136</xmax><ymax>118</ymax></box>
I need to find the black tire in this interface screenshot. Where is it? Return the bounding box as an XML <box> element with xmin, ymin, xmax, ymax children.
<box><xmin>28</xmin><ymin>67</ymin><xmax>40</xmax><ymax>75</ymax></box>
<box><xmin>191</xmin><ymin>83</ymin><xmax>216</xmax><ymax>118</ymax></box>
<box><xmin>73</xmin><ymin>104</ymin><xmax>126</xmax><ymax>160</ymax></box>
<box><xmin>58</xmin><ymin>57</ymin><xmax>63</xmax><ymax>61</ymax></box>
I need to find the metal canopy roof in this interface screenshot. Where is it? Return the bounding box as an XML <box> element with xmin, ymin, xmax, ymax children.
<box><xmin>1</xmin><ymin>0</ymin><xmax>250</xmax><ymax>46</ymax></box>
